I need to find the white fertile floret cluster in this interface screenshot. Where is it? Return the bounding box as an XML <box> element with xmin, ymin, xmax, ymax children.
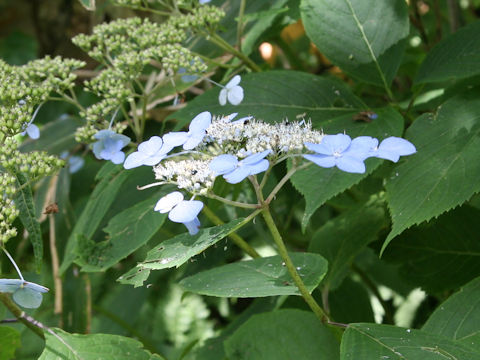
<box><xmin>154</xmin><ymin>159</ymin><xmax>215</xmax><ymax>195</ymax></box>
<box><xmin>205</xmin><ymin>116</ymin><xmax>325</xmax><ymax>156</ymax></box>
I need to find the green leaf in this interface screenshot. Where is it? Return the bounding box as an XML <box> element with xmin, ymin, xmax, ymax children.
<box><xmin>136</xmin><ymin>218</ymin><xmax>247</xmax><ymax>270</ymax></box>
<box><xmin>415</xmin><ymin>21</ymin><xmax>480</xmax><ymax>84</ymax></box>
<box><xmin>384</xmin><ymin>206</ymin><xmax>480</xmax><ymax>293</ymax></box>
<box><xmin>39</xmin><ymin>328</ymin><xmax>163</xmax><ymax>360</ymax></box>
<box><xmin>79</xmin><ymin>194</ymin><xmax>167</xmax><ymax>272</ymax></box>
<box><xmin>0</xmin><ymin>326</ymin><xmax>21</xmax><ymax>360</ymax></box>
<box><xmin>0</xmin><ymin>31</ymin><xmax>38</xmax><ymax>65</ymax></box>
<box><xmin>301</xmin><ymin>0</ymin><xmax>409</xmax><ymax>87</ymax></box>
<box><xmin>423</xmin><ymin>276</ymin><xmax>480</xmax><ymax>342</ymax></box>
<box><xmin>383</xmin><ymin>89</ymin><xmax>480</xmax><ymax>253</ymax></box>
<box><xmin>14</xmin><ymin>172</ymin><xmax>42</xmax><ymax>272</ymax></box>
<box><xmin>329</xmin><ymin>277</ymin><xmax>374</xmax><ymax>323</ymax></box>
<box><xmin>309</xmin><ymin>198</ymin><xmax>386</xmax><ymax>289</ymax></box>
<box><xmin>179</xmin><ymin>253</ymin><xmax>327</xmax><ymax>297</ymax></box>
<box><xmin>341</xmin><ymin>323</ymin><xmax>480</xmax><ymax>359</ymax></box>
<box><xmin>290</xmin><ymin>106</ymin><xmax>404</xmax><ymax>230</ymax></box>
<box><xmin>118</xmin><ymin>218</ymin><xmax>248</xmax><ymax>287</ymax></box>
<box><xmin>59</xmin><ymin>163</ymin><xmax>130</xmax><ymax>274</ymax></box>
<box><xmin>224</xmin><ymin>309</ymin><xmax>339</xmax><ymax>360</ymax></box>
<box><xmin>168</xmin><ymin>71</ymin><xmax>365</xmax><ymax>130</ymax></box>
<box><xmin>77</xmin><ymin>0</ymin><xmax>95</xmax><ymax>11</ymax></box>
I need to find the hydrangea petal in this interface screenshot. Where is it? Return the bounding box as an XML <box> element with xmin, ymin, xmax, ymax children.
<box><xmin>68</xmin><ymin>156</ymin><xmax>85</xmax><ymax>173</ymax></box>
<box><xmin>226</xmin><ymin>75</ymin><xmax>241</xmax><ymax>88</ymax></box>
<box><xmin>348</xmin><ymin>136</ymin><xmax>378</xmax><ymax>160</ymax></box>
<box><xmin>242</xmin><ymin>150</ymin><xmax>271</xmax><ymax>165</ymax></box>
<box><xmin>322</xmin><ymin>134</ymin><xmax>352</xmax><ymax>154</ymax></box>
<box><xmin>143</xmin><ymin>154</ymin><xmax>168</xmax><ymax>166</ymax></box>
<box><xmin>183</xmin><ymin>218</ymin><xmax>201</xmax><ymax>235</ymax></box>
<box><xmin>246</xmin><ymin>159</ymin><xmax>269</xmax><ymax>176</ymax></box>
<box><xmin>378</xmin><ymin>137</ymin><xmax>416</xmax><ymax>157</ymax></box>
<box><xmin>26</xmin><ymin>124</ymin><xmax>40</xmax><ymax>139</ymax></box>
<box><xmin>94</xmin><ymin>129</ymin><xmax>115</xmax><ymax>140</ymax></box>
<box><xmin>209</xmin><ymin>154</ymin><xmax>238</xmax><ymax>175</ymax></box>
<box><xmin>189</xmin><ymin>111</ymin><xmax>211</xmax><ymax>133</ymax></box>
<box><xmin>219</xmin><ymin>88</ymin><xmax>228</xmax><ymax>106</ymax></box>
<box><xmin>303</xmin><ymin>154</ymin><xmax>336</xmax><ymax>168</ymax></box>
<box><xmin>227</xmin><ymin>86</ymin><xmax>244</xmax><ymax>105</ymax></box>
<box><xmin>154</xmin><ymin>192</ymin><xmax>184</xmax><ymax>213</ymax></box>
<box><xmin>336</xmin><ymin>155</ymin><xmax>366</xmax><ymax>173</ymax></box>
<box><xmin>224</xmin><ymin>166</ymin><xmax>251</xmax><ymax>184</ymax></box>
<box><xmin>224</xmin><ymin>113</ymin><xmax>238</xmax><ymax>122</ymax></box>
<box><xmin>138</xmin><ymin>136</ymin><xmax>163</xmax><ymax>155</ymax></box>
<box><xmin>168</xmin><ymin>200</ymin><xmax>204</xmax><ymax>223</ymax></box>
<box><xmin>183</xmin><ymin>132</ymin><xmax>206</xmax><ymax>150</ymax></box>
<box><xmin>163</xmin><ymin>132</ymin><xmax>189</xmax><ymax>148</ymax></box>
<box><xmin>110</xmin><ymin>151</ymin><xmax>125</xmax><ymax>164</ymax></box>
<box><xmin>124</xmin><ymin>151</ymin><xmax>149</xmax><ymax>169</ymax></box>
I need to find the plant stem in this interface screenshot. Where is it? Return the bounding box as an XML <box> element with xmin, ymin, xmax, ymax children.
<box><xmin>0</xmin><ymin>293</ymin><xmax>44</xmax><ymax>338</ymax></box>
<box><xmin>261</xmin><ymin>207</ymin><xmax>328</xmax><ymax>322</ymax></box>
<box><xmin>236</xmin><ymin>0</ymin><xmax>247</xmax><ymax>50</ymax></box>
<box><xmin>265</xmin><ymin>161</ymin><xmax>311</xmax><ymax>204</ymax></box>
<box><xmin>202</xmin><ymin>205</ymin><xmax>261</xmax><ymax>258</ymax></box>
<box><xmin>207</xmin><ymin>193</ymin><xmax>259</xmax><ymax>209</ymax></box>
<box><xmin>204</xmin><ymin>31</ymin><xmax>261</xmax><ymax>72</ymax></box>
<box><xmin>2</xmin><ymin>247</ymin><xmax>24</xmax><ymax>281</ymax></box>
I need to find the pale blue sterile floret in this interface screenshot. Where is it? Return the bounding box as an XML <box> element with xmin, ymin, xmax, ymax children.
<box><xmin>154</xmin><ymin>191</ymin><xmax>204</xmax><ymax>235</ymax></box>
<box><xmin>219</xmin><ymin>75</ymin><xmax>244</xmax><ymax>106</ymax></box>
<box><xmin>21</xmin><ymin>123</ymin><xmax>40</xmax><ymax>140</ymax></box>
<box><xmin>162</xmin><ymin>111</ymin><xmax>212</xmax><ymax>151</ymax></box>
<box><xmin>304</xmin><ymin>134</ymin><xmax>367</xmax><ymax>174</ymax></box>
<box><xmin>303</xmin><ymin>134</ymin><xmax>417</xmax><ymax>174</ymax></box>
<box><xmin>199</xmin><ymin>0</ymin><xmax>211</xmax><ymax>4</ymax></box>
<box><xmin>0</xmin><ymin>279</ymin><xmax>49</xmax><ymax>309</ymax></box>
<box><xmin>209</xmin><ymin>149</ymin><xmax>272</xmax><ymax>184</ymax></box>
<box><xmin>124</xmin><ymin>135</ymin><xmax>174</xmax><ymax>169</ymax></box>
<box><xmin>92</xmin><ymin>129</ymin><xmax>131</xmax><ymax>164</ymax></box>
<box><xmin>60</xmin><ymin>151</ymin><xmax>85</xmax><ymax>174</ymax></box>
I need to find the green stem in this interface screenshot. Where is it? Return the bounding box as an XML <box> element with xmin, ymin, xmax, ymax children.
<box><xmin>0</xmin><ymin>293</ymin><xmax>44</xmax><ymax>338</ymax></box>
<box><xmin>204</xmin><ymin>31</ymin><xmax>261</xmax><ymax>72</ymax></box>
<box><xmin>202</xmin><ymin>205</ymin><xmax>261</xmax><ymax>258</ymax></box>
<box><xmin>265</xmin><ymin>161</ymin><xmax>311</xmax><ymax>204</ymax></box>
<box><xmin>261</xmin><ymin>207</ymin><xmax>328</xmax><ymax>322</ymax></box>
<box><xmin>207</xmin><ymin>192</ymin><xmax>259</xmax><ymax>209</ymax></box>
<box><xmin>237</xmin><ymin>0</ymin><xmax>247</xmax><ymax>50</ymax></box>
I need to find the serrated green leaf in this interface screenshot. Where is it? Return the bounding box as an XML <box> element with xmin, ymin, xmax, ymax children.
<box><xmin>77</xmin><ymin>0</ymin><xmax>95</xmax><ymax>11</ymax></box>
<box><xmin>79</xmin><ymin>194</ymin><xmax>167</xmax><ymax>272</ymax></box>
<box><xmin>180</xmin><ymin>253</ymin><xmax>327</xmax><ymax>297</ymax></box>
<box><xmin>0</xmin><ymin>326</ymin><xmax>21</xmax><ymax>360</ymax></box>
<box><xmin>415</xmin><ymin>21</ymin><xmax>480</xmax><ymax>84</ymax></box>
<box><xmin>423</xmin><ymin>276</ymin><xmax>480</xmax><ymax>342</ymax></box>
<box><xmin>341</xmin><ymin>323</ymin><xmax>480</xmax><ymax>359</ymax></box>
<box><xmin>290</xmin><ymin>106</ymin><xmax>404</xmax><ymax>230</ymax></box>
<box><xmin>224</xmin><ymin>309</ymin><xmax>339</xmax><ymax>360</ymax></box>
<box><xmin>168</xmin><ymin>71</ymin><xmax>365</xmax><ymax>130</ymax></box>
<box><xmin>301</xmin><ymin>0</ymin><xmax>408</xmax><ymax>87</ymax></box>
<box><xmin>383</xmin><ymin>90</ymin><xmax>480</xmax><ymax>253</ymax></box>
<box><xmin>14</xmin><ymin>172</ymin><xmax>42</xmax><ymax>272</ymax></box>
<box><xmin>59</xmin><ymin>163</ymin><xmax>130</xmax><ymax>274</ymax></box>
<box><xmin>309</xmin><ymin>198</ymin><xmax>386</xmax><ymax>289</ymax></box>
<box><xmin>137</xmin><ymin>218</ymin><xmax>247</xmax><ymax>271</ymax></box>
<box><xmin>384</xmin><ymin>206</ymin><xmax>480</xmax><ymax>293</ymax></box>
<box><xmin>39</xmin><ymin>328</ymin><xmax>163</xmax><ymax>360</ymax></box>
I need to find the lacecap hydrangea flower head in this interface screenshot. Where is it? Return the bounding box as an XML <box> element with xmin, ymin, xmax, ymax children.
<box><xmin>125</xmin><ymin>111</ymin><xmax>415</xmax><ymax>234</ymax></box>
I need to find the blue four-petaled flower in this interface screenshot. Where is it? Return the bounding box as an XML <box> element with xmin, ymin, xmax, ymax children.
<box><xmin>92</xmin><ymin>129</ymin><xmax>131</xmax><ymax>165</ymax></box>
<box><xmin>154</xmin><ymin>192</ymin><xmax>204</xmax><ymax>235</ymax></box>
<box><xmin>209</xmin><ymin>149</ymin><xmax>271</xmax><ymax>184</ymax></box>
<box><xmin>303</xmin><ymin>134</ymin><xmax>416</xmax><ymax>174</ymax></box>
<box><xmin>124</xmin><ymin>135</ymin><xmax>174</xmax><ymax>169</ymax></box>
<box><xmin>162</xmin><ymin>111</ymin><xmax>211</xmax><ymax>150</ymax></box>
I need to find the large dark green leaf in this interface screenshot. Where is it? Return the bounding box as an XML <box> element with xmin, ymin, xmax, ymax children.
<box><xmin>423</xmin><ymin>276</ymin><xmax>480</xmax><ymax>342</ymax></box>
<box><xmin>79</xmin><ymin>194</ymin><xmax>167</xmax><ymax>272</ymax></box>
<box><xmin>59</xmin><ymin>163</ymin><xmax>130</xmax><ymax>274</ymax></box>
<box><xmin>341</xmin><ymin>323</ymin><xmax>480</xmax><ymax>359</ymax></box>
<box><xmin>168</xmin><ymin>71</ymin><xmax>365</xmax><ymax>130</ymax></box>
<box><xmin>290</xmin><ymin>106</ymin><xmax>404</xmax><ymax>230</ymax></box>
<box><xmin>415</xmin><ymin>21</ymin><xmax>480</xmax><ymax>84</ymax></box>
<box><xmin>309</xmin><ymin>198</ymin><xmax>387</xmax><ymax>289</ymax></box>
<box><xmin>180</xmin><ymin>253</ymin><xmax>327</xmax><ymax>297</ymax></box>
<box><xmin>14</xmin><ymin>172</ymin><xmax>43</xmax><ymax>272</ymax></box>
<box><xmin>384</xmin><ymin>206</ymin><xmax>480</xmax><ymax>293</ymax></box>
<box><xmin>39</xmin><ymin>329</ymin><xmax>163</xmax><ymax>360</ymax></box>
<box><xmin>383</xmin><ymin>90</ymin><xmax>480</xmax><ymax>253</ymax></box>
<box><xmin>0</xmin><ymin>326</ymin><xmax>21</xmax><ymax>360</ymax></box>
<box><xmin>118</xmin><ymin>218</ymin><xmax>248</xmax><ymax>287</ymax></box>
<box><xmin>224</xmin><ymin>310</ymin><xmax>339</xmax><ymax>360</ymax></box>
<box><xmin>301</xmin><ymin>0</ymin><xmax>409</xmax><ymax>87</ymax></box>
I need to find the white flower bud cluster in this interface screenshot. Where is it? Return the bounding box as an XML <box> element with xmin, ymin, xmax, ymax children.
<box><xmin>204</xmin><ymin>116</ymin><xmax>325</xmax><ymax>156</ymax></box>
<box><xmin>154</xmin><ymin>159</ymin><xmax>215</xmax><ymax>195</ymax></box>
